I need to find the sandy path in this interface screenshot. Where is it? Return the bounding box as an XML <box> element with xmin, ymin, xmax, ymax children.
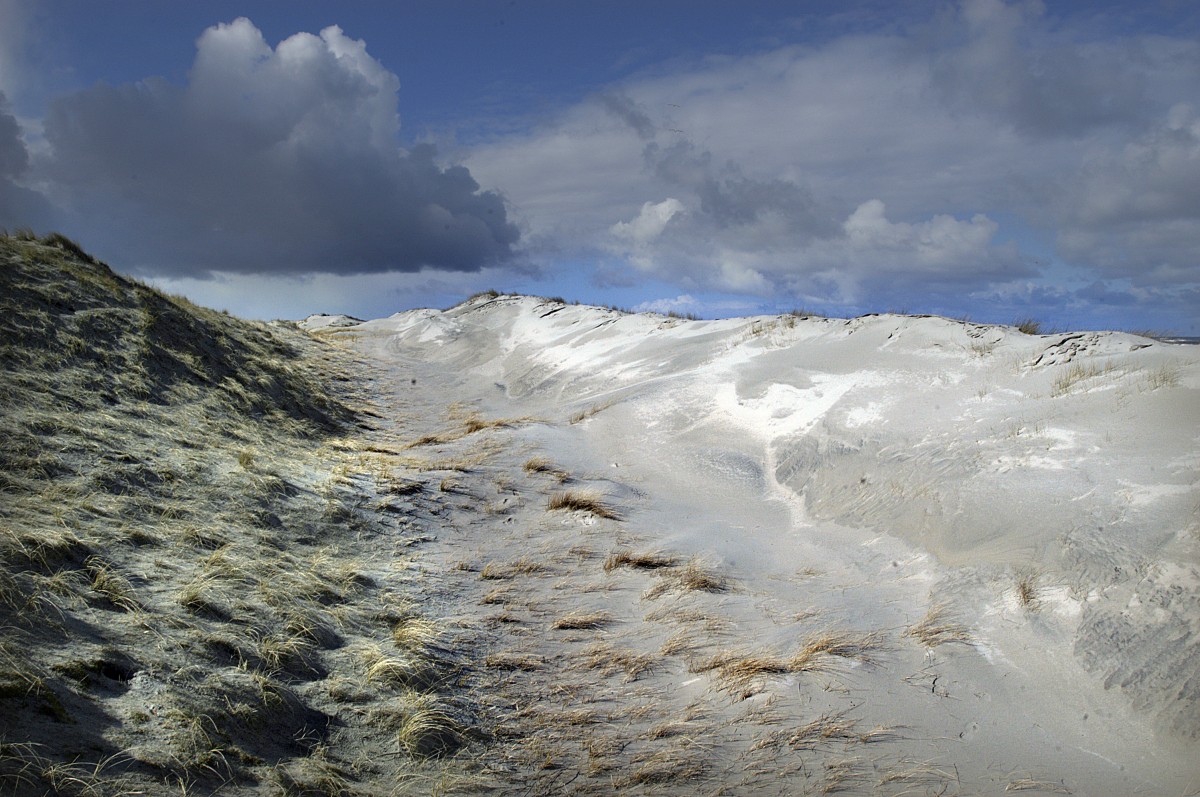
<box><xmin>319</xmin><ymin>304</ymin><xmax>1199</xmax><ymax>796</ymax></box>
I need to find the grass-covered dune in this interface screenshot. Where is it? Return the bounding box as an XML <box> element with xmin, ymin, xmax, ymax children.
<box><xmin>0</xmin><ymin>233</ymin><xmax>477</xmax><ymax>795</ymax></box>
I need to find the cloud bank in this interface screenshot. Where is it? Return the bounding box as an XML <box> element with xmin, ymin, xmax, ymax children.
<box><xmin>31</xmin><ymin>18</ymin><xmax>518</xmax><ymax>277</ymax></box>
<box><xmin>465</xmin><ymin>0</ymin><xmax>1199</xmax><ymax>324</ymax></box>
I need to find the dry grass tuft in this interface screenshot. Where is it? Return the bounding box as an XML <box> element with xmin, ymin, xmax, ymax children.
<box><xmin>1016</xmin><ymin>573</ymin><xmax>1039</xmax><ymax>608</ymax></box>
<box><xmin>604</xmin><ymin>548</ymin><xmax>679</xmax><ymax>573</ymax></box>
<box><xmin>1005</xmin><ymin>778</ymin><xmax>1073</xmax><ymax>793</ymax></box>
<box><xmin>485</xmin><ymin>653</ymin><xmax>544</xmax><ymax>671</ymax></box>
<box><xmin>1051</xmin><ymin>361</ymin><xmax>1116</xmax><ymax>397</ymax></box>
<box><xmin>906</xmin><ymin>604</ymin><xmax>973</xmax><ymax>648</ymax></box>
<box><xmin>84</xmin><ymin>555</ymin><xmax>141</xmax><ymax>612</ymax></box>
<box><xmin>480</xmin><ymin>557</ymin><xmax>548</xmax><ymax>580</ymax></box>
<box><xmin>643</xmin><ymin>558</ymin><xmax>729</xmax><ymax>599</ymax></box>
<box><xmin>552</xmin><ymin>610</ymin><xmax>613</xmax><ymax>630</ymax></box>
<box><xmin>694</xmin><ymin>631</ymin><xmax>882</xmax><ymax>697</ymax></box>
<box><xmin>576</xmin><ymin>642</ymin><xmax>655</xmax><ymax>681</ymax></box>
<box><xmin>523</xmin><ymin>456</ymin><xmax>570</xmax><ymax>481</ymax></box>
<box><xmin>547</xmin><ymin>490</ymin><xmax>622</xmax><ymax>520</ymax></box>
<box><xmin>821</xmin><ymin>756</ymin><xmax>866</xmax><ymax>794</ymax></box>
<box><xmin>568</xmin><ymin>399</ymin><xmax>616</xmax><ymax>424</ymax></box>
<box><xmin>785</xmin><ymin>712</ymin><xmax>860</xmax><ymax>749</ymax></box>
<box><xmin>392</xmin><ymin>616</ymin><xmax>440</xmax><ymax>651</ymax></box>
<box><xmin>619</xmin><ymin>745</ymin><xmax>707</xmax><ymax>787</ymax></box>
<box><xmin>372</xmin><ymin>693</ymin><xmax>465</xmax><ymax>759</ymax></box>
<box><xmin>790</xmin><ymin>630</ymin><xmax>883</xmax><ymax>671</ymax></box>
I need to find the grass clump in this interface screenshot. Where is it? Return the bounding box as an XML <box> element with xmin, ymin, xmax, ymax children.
<box><xmin>905</xmin><ymin>604</ymin><xmax>973</xmax><ymax>648</ymax></box>
<box><xmin>552</xmin><ymin>611</ymin><xmax>613</xmax><ymax>630</ymax></box>
<box><xmin>547</xmin><ymin>490</ymin><xmax>621</xmax><ymax>520</ymax></box>
<box><xmin>1143</xmin><ymin>363</ymin><xmax>1181</xmax><ymax>390</ymax></box>
<box><xmin>693</xmin><ymin>631</ymin><xmax>882</xmax><ymax>697</ymax></box>
<box><xmin>604</xmin><ymin>549</ymin><xmax>678</xmax><ymax>573</ymax></box>
<box><xmin>575</xmin><ymin>642</ymin><xmax>654</xmax><ymax>682</ymax></box>
<box><xmin>643</xmin><ymin>558</ymin><xmax>729</xmax><ymax>599</ymax></box>
<box><xmin>568</xmin><ymin>399</ymin><xmax>616</xmax><ymax>424</ymax></box>
<box><xmin>522</xmin><ymin>456</ymin><xmax>570</xmax><ymax>481</ymax></box>
<box><xmin>1051</xmin><ymin>361</ymin><xmax>1117</xmax><ymax>396</ymax></box>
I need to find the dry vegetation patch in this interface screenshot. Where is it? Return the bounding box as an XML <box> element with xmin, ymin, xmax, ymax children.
<box><xmin>906</xmin><ymin>604</ymin><xmax>973</xmax><ymax>648</ymax></box>
<box><xmin>643</xmin><ymin>558</ymin><xmax>729</xmax><ymax>598</ymax></box>
<box><xmin>552</xmin><ymin>610</ymin><xmax>613</xmax><ymax>630</ymax></box>
<box><xmin>0</xmin><ymin>233</ymin><xmax>479</xmax><ymax>795</ymax></box>
<box><xmin>546</xmin><ymin>490</ymin><xmax>622</xmax><ymax>520</ymax></box>
<box><xmin>604</xmin><ymin>548</ymin><xmax>679</xmax><ymax>573</ymax></box>
<box><xmin>693</xmin><ymin>631</ymin><xmax>884</xmax><ymax>697</ymax></box>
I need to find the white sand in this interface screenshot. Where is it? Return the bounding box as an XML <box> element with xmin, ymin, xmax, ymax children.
<box><xmin>308</xmin><ymin>297</ymin><xmax>1199</xmax><ymax>794</ymax></box>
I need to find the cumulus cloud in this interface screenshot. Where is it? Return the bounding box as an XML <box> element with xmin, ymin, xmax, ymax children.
<box><xmin>35</xmin><ymin>18</ymin><xmax>518</xmax><ymax>277</ymax></box>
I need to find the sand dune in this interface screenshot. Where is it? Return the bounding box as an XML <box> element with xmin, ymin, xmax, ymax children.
<box><xmin>4</xmin><ymin>236</ymin><xmax>1196</xmax><ymax>796</ymax></box>
<box><xmin>311</xmin><ymin>293</ymin><xmax>1199</xmax><ymax>794</ymax></box>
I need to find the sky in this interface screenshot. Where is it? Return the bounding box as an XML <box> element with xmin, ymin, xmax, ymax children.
<box><xmin>1</xmin><ymin>1</ymin><xmax>1198</xmax><ymax>333</ymax></box>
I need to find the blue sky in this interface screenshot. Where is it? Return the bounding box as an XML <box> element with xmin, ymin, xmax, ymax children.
<box><xmin>2</xmin><ymin>1</ymin><xmax>1198</xmax><ymax>332</ymax></box>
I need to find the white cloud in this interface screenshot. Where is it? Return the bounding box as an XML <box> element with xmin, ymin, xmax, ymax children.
<box><xmin>611</xmin><ymin>198</ymin><xmax>683</xmax><ymax>245</ymax></box>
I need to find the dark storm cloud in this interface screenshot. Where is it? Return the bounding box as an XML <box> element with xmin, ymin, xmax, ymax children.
<box><xmin>0</xmin><ymin>92</ymin><xmax>55</xmax><ymax>229</ymax></box>
<box><xmin>36</xmin><ymin>18</ymin><xmax>518</xmax><ymax>277</ymax></box>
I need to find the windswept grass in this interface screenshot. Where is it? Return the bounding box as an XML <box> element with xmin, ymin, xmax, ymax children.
<box><xmin>604</xmin><ymin>548</ymin><xmax>679</xmax><ymax>573</ymax></box>
<box><xmin>575</xmin><ymin>642</ymin><xmax>655</xmax><ymax>682</ymax></box>
<box><xmin>1015</xmin><ymin>318</ymin><xmax>1042</xmax><ymax>335</ymax></box>
<box><xmin>406</xmin><ymin>412</ymin><xmax>534</xmax><ymax>448</ymax></box>
<box><xmin>1051</xmin><ymin>361</ymin><xmax>1118</xmax><ymax>397</ymax></box>
<box><xmin>552</xmin><ymin>610</ymin><xmax>613</xmax><ymax>630</ymax></box>
<box><xmin>569</xmin><ymin>399</ymin><xmax>616</xmax><ymax>424</ymax></box>
<box><xmin>0</xmin><ymin>233</ymin><xmax>480</xmax><ymax>795</ymax></box>
<box><xmin>693</xmin><ymin>631</ymin><xmax>883</xmax><ymax>697</ymax></box>
<box><xmin>643</xmin><ymin>558</ymin><xmax>729</xmax><ymax>599</ymax></box>
<box><xmin>906</xmin><ymin>604</ymin><xmax>973</xmax><ymax>648</ymax></box>
<box><xmin>522</xmin><ymin>456</ymin><xmax>570</xmax><ymax>481</ymax></box>
<box><xmin>547</xmin><ymin>490</ymin><xmax>622</xmax><ymax>520</ymax></box>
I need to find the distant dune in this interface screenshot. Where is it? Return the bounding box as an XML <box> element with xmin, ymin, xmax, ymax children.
<box><xmin>4</xmin><ymin>236</ymin><xmax>1197</xmax><ymax>795</ymax></box>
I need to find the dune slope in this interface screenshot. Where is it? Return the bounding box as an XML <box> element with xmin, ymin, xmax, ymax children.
<box><xmin>0</xmin><ymin>235</ymin><xmax>482</xmax><ymax>795</ymax></box>
<box><xmin>313</xmin><ymin>293</ymin><xmax>1199</xmax><ymax>795</ymax></box>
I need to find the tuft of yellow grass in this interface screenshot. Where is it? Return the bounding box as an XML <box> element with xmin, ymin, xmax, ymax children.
<box><xmin>575</xmin><ymin>642</ymin><xmax>655</xmax><ymax>682</ymax></box>
<box><xmin>905</xmin><ymin>604</ymin><xmax>972</xmax><ymax>648</ymax></box>
<box><xmin>643</xmin><ymin>558</ymin><xmax>728</xmax><ymax>599</ymax></box>
<box><xmin>552</xmin><ymin>610</ymin><xmax>612</xmax><ymax>630</ymax></box>
<box><xmin>604</xmin><ymin>548</ymin><xmax>678</xmax><ymax>573</ymax></box>
<box><xmin>523</xmin><ymin>456</ymin><xmax>570</xmax><ymax>481</ymax></box>
<box><xmin>479</xmin><ymin>557</ymin><xmax>548</xmax><ymax>580</ymax></box>
<box><xmin>568</xmin><ymin>399</ymin><xmax>616</xmax><ymax>424</ymax></box>
<box><xmin>693</xmin><ymin>631</ymin><xmax>883</xmax><ymax>697</ymax></box>
<box><xmin>547</xmin><ymin>490</ymin><xmax>621</xmax><ymax>520</ymax></box>
<box><xmin>485</xmin><ymin>653</ymin><xmax>544</xmax><ymax>671</ymax></box>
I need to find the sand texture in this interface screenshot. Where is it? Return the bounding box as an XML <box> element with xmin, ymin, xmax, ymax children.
<box><xmin>3</xmin><ymin>236</ymin><xmax>1197</xmax><ymax>796</ymax></box>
